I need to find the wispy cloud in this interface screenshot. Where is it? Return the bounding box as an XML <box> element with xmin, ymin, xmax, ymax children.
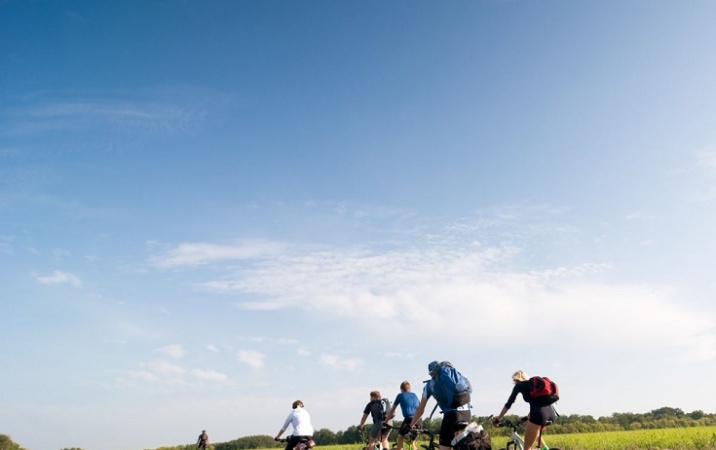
<box><xmin>128</xmin><ymin>371</ymin><xmax>160</xmax><ymax>382</ymax></box>
<box><xmin>155</xmin><ymin>230</ymin><xmax>715</xmax><ymax>362</ymax></box>
<box><xmin>142</xmin><ymin>360</ymin><xmax>186</xmax><ymax>376</ymax></box>
<box><xmin>192</xmin><ymin>369</ymin><xmax>230</xmax><ymax>383</ymax></box>
<box><xmin>697</xmin><ymin>150</ymin><xmax>716</xmax><ymax>174</ymax></box>
<box><xmin>320</xmin><ymin>354</ymin><xmax>363</xmax><ymax>371</ymax></box>
<box><xmin>35</xmin><ymin>270</ymin><xmax>82</xmax><ymax>287</ymax></box>
<box><xmin>690</xmin><ymin>149</ymin><xmax>716</xmax><ymax>202</ymax></box>
<box><xmin>154</xmin><ymin>344</ymin><xmax>184</xmax><ymax>359</ymax></box>
<box><xmin>4</xmin><ymin>96</ymin><xmax>206</xmax><ymax>136</ymax></box>
<box><xmin>150</xmin><ymin>240</ymin><xmax>286</xmax><ymax>269</ymax></box>
<box><xmin>237</xmin><ymin>349</ymin><xmax>265</xmax><ymax>368</ymax></box>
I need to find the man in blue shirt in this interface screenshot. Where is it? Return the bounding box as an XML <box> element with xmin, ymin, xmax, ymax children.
<box><xmin>385</xmin><ymin>381</ymin><xmax>421</xmax><ymax>450</ymax></box>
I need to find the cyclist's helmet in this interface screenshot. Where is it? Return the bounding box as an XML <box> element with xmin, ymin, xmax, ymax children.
<box><xmin>428</xmin><ymin>361</ymin><xmax>440</xmax><ymax>376</ymax></box>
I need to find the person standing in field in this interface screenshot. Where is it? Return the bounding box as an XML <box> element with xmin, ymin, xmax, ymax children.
<box><xmin>384</xmin><ymin>381</ymin><xmax>421</xmax><ymax>450</ymax></box>
<box><xmin>197</xmin><ymin>430</ymin><xmax>208</xmax><ymax>450</ymax></box>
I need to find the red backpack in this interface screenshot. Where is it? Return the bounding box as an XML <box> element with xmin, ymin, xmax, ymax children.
<box><xmin>528</xmin><ymin>376</ymin><xmax>559</xmax><ymax>405</ymax></box>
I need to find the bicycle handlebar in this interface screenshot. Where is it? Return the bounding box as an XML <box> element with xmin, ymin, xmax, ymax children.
<box><xmin>411</xmin><ymin>427</ymin><xmax>434</xmax><ymax>437</ymax></box>
<box><xmin>494</xmin><ymin>417</ymin><xmax>554</xmax><ymax>429</ymax></box>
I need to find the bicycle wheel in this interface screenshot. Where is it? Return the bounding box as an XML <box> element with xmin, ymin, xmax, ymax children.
<box><xmin>505</xmin><ymin>442</ymin><xmax>517</xmax><ymax>450</ymax></box>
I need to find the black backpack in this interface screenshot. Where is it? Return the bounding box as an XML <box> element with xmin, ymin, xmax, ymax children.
<box><xmin>453</xmin><ymin>430</ymin><xmax>491</xmax><ymax>450</ymax></box>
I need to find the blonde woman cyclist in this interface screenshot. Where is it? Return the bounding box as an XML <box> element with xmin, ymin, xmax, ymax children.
<box><xmin>493</xmin><ymin>370</ymin><xmax>557</xmax><ymax>450</ymax></box>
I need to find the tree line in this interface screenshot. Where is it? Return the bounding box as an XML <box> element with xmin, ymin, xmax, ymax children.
<box><xmin>3</xmin><ymin>407</ymin><xmax>715</xmax><ymax>450</ymax></box>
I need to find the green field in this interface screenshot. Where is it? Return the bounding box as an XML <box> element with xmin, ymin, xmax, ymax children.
<box><xmin>536</xmin><ymin>426</ymin><xmax>716</xmax><ymax>450</ymax></box>
<box><xmin>292</xmin><ymin>426</ymin><xmax>716</xmax><ymax>450</ymax></box>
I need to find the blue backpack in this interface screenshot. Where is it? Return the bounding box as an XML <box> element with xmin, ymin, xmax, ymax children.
<box><xmin>429</xmin><ymin>361</ymin><xmax>472</xmax><ymax>409</ymax></box>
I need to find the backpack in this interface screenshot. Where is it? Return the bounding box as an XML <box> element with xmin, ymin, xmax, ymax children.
<box><xmin>294</xmin><ymin>438</ymin><xmax>316</xmax><ymax>450</ymax></box>
<box><xmin>429</xmin><ymin>361</ymin><xmax>472</xmax><ymax>409</ymax></box>
<box><xmin>528</xmin><ymin>376</ymin><xmax>560</xmax><ymax>405</ymax></box>
<box><xmin>453</xmin><ymin>429</ymin><xmax>492</xmax><ymax>450</ymax></box>
<box><xmin>378</xmin><ymin>398</ymin><xmax>391</xmax><ymax>420</ymax></box>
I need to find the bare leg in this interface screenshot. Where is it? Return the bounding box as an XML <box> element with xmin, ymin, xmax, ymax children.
<box><xmin>381</xmin><ymin>436</ymin><xmax>390</xmax><ymax>450</ymax></box>
<box><xmin>396</xmin><ymin>434</ymin><xmax>404</xmax><ymax>450</ymax></box>
<box><xmin>368</xmin><ymin>437</ymin><xmax>377</xmax><ymax>450</ymax></box>
<box><xmin>523</xmin><ymin>422</ymin><xmax>541</xmax><ymax>450</ymax></box>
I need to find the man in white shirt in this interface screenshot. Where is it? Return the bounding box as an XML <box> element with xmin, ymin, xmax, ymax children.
<box><xmin>275</xmin><ymin>400</ymin><xmax>315</xmax><ymax>450</ymax></box>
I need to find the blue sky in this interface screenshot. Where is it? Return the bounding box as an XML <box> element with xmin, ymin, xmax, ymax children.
<box><xmin>2</xmin><ymin>1</ymin><xmax>716</xmax><ymax>450</ymax></box>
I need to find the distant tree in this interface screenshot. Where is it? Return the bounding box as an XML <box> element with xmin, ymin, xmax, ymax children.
<box><xmin>0</xmin><ymin>434</ymin><xmax>25</xmax><ymax>450</ymax></box>
<box><xmin>651</xmin><ymin>407</ymin><xmax>684</xmax><ymax>418</ymax></box>
<box><xmin>312</xmin><ymin>428</ymin><xmax>336</xmax><ymax>445</ymax></box>
<box><xmin>336</xmin><ymin>425</ymin><xmax>363</xmax><ymax>444</ymax></box>
<box><xmin>214</xmin><ymin>435</ymin><xmax>275</xmax><ymax>450</ymax></box>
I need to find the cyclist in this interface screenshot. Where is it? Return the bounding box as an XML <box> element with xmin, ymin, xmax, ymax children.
<box><xmin>492</xmin><ymin>370</ymin><xmax>557</xmax><ymax>450</ymax></box>
<box><xmin>274</xmin><ymin>400</ymin><xmax>315</xmax><ymax>450</ymax></box>
<box><xmin>358</xmin><ymin>390</ymin><xmax>393</xmax><ymax>450</ymax></box>
<box><xmin>410</xmin><ymin>361</ymin><xmax>472</xmax><ymax>450</ymax></box>
<box><xmin>384</xmin><ymin>381</ymin><xmax>421</xmax><ymax>450</ymax></box>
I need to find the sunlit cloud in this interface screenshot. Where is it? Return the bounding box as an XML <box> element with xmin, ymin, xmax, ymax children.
<box><xmin>166</xmin><ymin>234</ymin><xmax>714</xmax><ymax>362</ymax></box>
<box><xmin>206</xmin><ymin>344</ymin><xmax>220</xmax><ymax>353</ymax></box>
<box><xmin>35</xmin><ymin>270</ymin><xmax>82</xmax><ymax>287</ymax></box>
<box><xmin>237</xmin><ymin>349</ymin><xmax>265</xmax><ymax>368</ymax></box>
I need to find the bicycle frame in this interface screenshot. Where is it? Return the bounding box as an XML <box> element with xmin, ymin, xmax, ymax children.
<box><xmin>505</xmin><ymin>428</ymin><xmax>525</xmax><ymax>450</ymax></box>
<box><xmin>412</xmin><ymin>427</ymin><xmax>438</xmax><ymax>450</ymax></box>
<box><xmin>497</xmin><ymin>419</ymin><xmax>559</xmax><ymax>450</ymax></box>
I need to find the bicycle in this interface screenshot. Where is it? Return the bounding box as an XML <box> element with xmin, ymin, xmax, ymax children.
<box><xmin>410</xmin><ymin>426</ymin><xmax>438</xmax><ymax>450</ymax></box>
<box><xmin>378</xmin><ymin>422</ymin><xmax>422</xmax><ymax>450</ymax></box>
<box><xmin>494</xmin><ymin>418</ymin><xmax>560</xmax><ymax>450</ymax></box>
<box><xmin>413</xmin><ymin>420</ymin><xmax>478</xmax><ymax>450</ymax></box>
<box><xmin>360</xmin><ymin>423</ymin><xmax>393</xmax><ymax>450</ymax></box>
<box><xmin>274</xmin><ymin>436</ymin><xmax>316</xmax><ymax>450</ymax></box>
